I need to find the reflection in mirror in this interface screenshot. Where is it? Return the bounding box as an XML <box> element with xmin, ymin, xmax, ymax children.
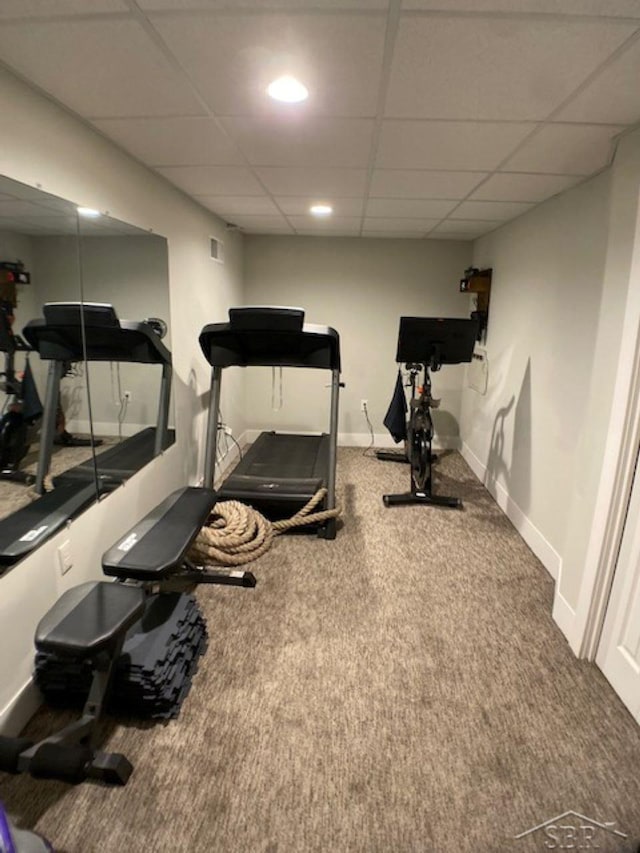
<box><xmin>0</xmin><ymin>174</ymin><xmax>97</xmax><ymax>569</ymax></box>
<box><xmin>75</xmin><ymin>212</ymin><xmax>174</xmax><ymax>492</ymax></box>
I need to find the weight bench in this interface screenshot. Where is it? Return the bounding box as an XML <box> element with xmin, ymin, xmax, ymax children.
<box><xmin>101</xmin><ymin>486</ymin><xmax>256</xmax><ymax>588</ymax></box>
<box><xmin>0</xmin><ymin>486</ymin><xmax>256</xmax><ymax>787</ymax></box>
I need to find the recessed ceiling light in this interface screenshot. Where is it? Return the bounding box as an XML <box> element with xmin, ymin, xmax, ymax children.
<box><xmin>77</xmin><ymin>207</ymin><xmax>100</xmax><ymax>218</ymax></box>
<box><xmin>267</xmin><ymin>76</ymin><xmax>309</xmax><ymax>103</ymax></box>
<box><xmin>310</xmin><ymin>204</ymin><xmax>333</xmax><ymax>216</ymax></box>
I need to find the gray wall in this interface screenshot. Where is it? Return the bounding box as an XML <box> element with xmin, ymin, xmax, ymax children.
<box><xmin>460</xmin><ymin>171</ymin><xmax>611</xmax><ymax>576</ymax></box>
<box><xmin>244</xmin><ymin>235</ymin><xmax>473</xmax><ymax>446</ymax></box>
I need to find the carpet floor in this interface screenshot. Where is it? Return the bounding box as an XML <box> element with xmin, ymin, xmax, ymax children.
<box><xmin>1</xmin><ymin>448</ymin><xmax>639</xmax><ymax>853</ymax></box>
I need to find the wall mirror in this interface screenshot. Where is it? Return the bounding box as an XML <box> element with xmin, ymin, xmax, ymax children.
<box><xmin>75</xmin><ymin>211</ymin><xmax>174</xmax><ymax>495</ymax></box>
<box><xmin>0</xmin><ymin>174</ymin><xmax>95</xmax><ymax>568</ymax></box>
<box><xmin>0</xmin><ymin>175</ymin><xmax>173</xmax><ymax>572</ymax></box>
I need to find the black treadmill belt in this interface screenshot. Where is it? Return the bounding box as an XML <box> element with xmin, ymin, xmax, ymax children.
<box><xmin>232</xmin><ymin>432</ymin><xmax>326</xmax><ymax>479</ymax></box>
<box><xmin>218</xmin><ymin>431</ymin><xmax>329</xmax><ymax>520</ymax></box>
<box><xmin>55</xmin><ymin>427</ymin><xmax>167</xmax><ymax>487</ymax></box>
<box><xmin>0</xmin><ymin>482</ymin><xmax>98</xmax><ymax>568</ymax></box>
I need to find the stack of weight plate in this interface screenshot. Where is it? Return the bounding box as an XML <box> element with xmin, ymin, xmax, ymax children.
<box><xmin>35</xmin><ymin>592</ymin><xmax>208</xmax><ymax>721</ymax></box>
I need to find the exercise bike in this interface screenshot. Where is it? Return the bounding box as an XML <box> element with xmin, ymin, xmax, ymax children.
<box><xmin>0</xmin><ymin>305</ymin><xmax>42</xmax><ymax>485</ymax></box>
<box><xmin>382</xmin><ymin>316</ymin><xmax>478</xmax><ymax>510</ymax></box>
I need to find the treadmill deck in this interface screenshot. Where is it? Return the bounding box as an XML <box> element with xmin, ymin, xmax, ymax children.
<box><xmin>218</xmin><ymin>431</ymin><xmax>329</xmax><ymax>520</ymax></box>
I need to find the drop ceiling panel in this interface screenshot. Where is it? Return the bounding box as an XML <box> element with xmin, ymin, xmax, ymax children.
<box><xmin>503</xmin><ymin>123</ymin><xmax>625</xmax><ymax>174</ymax></box>
<box><xmin>425</xmin><ymin>233</ymin><xmax>473</xmax><ymax>241</ymax></box>
<box><xmin>255</xmin><ymin>167</ymin><xmax>368</xmax><ymax>197</ymax></box>
<box><xmin>151</xmin><ymin>12</ymin><xmax>386</xmax><ymax>117</ymax></box>
<box><xmin>471</xmin><ymin>172</ymin><xmax>582</xmax><ymax>201</ymax></box>
<box><xmin>366</xmin><ymin>198</ymin><xmax>458</xmax><ymax>218</ymax></box>
<box><xmin>386</xmin><ymin>16</ymin><xmax>636</xmax><ymax>120</ymax></box>
<box><xmin>555</xmin><ymin>38</ymin><xmax>640</xmax><ymax>125</ymax></box>
<box><xmin>370</xmin><ymin>170</ymin><xmax>487</xmax><ymax>199</ymax></box>
<box><xmin>402</xmin><ymin>0</ymin><xmax>640</xmax><ymax>14</ymax></box>
<box><xmin>362</xmin><ymin>217</ymin><xmax>442</xmax><ymax>231</ymax></box>
<box><xmin>221</xmin><ymin>214</ymin><xmax>292</xmax><ymax>232</ymax></box>
<box><xmin>276</xmin><ymin>198</ymin><xmax>364</xmax><ymax>216</ymax></box>
<box><xmin>431</xmin><ymin>219</ymin><xmax>502</xmax><ymax>235</ymax></box>
<box><xmin>156</xmin><ymin>166</ymin><xmax>265</xmax><ymax>195</ymax></box>
<box><xmin>205</xmin><ymin>196</ymin><xmax>281</xmax><ymax>216</ymax></box>
<box><xmin>376</xmin><ymin>121</ymin><xmax>533</xmax><ymax>171</ymax></box>
<box><xmin>0</xmin><ymin>0</ymin><xmax>126</xmax><ymax>17</ymax></box>
<box><xmin>363</xmin><ymin>230</ymin><xmax>427</xmax><ymax>238</ymax></box>
<box><xmin>0</xmin><ymin>199</ymin><xmax>63</xmax><ymax>217</ymax></box>
<box><xmin>451</xmin><ymin>199</ymin><xmax>533</xmax><ymax>219</ymax></box>
<box><xmin>288</xmin><ymin>215</ymin><xmax>361</xmax><ymax>233</ymax></box>
<box><xmin>93</xmin><ymin>117</ymin><xmax>243</xmax><ymax>166</ymax></box>
<box><xmin>222</xmin><ymin>117</ymin><xmax>375</xmax><ymax>167</ymax></box>
<box><xmin>0</xmin><ymin>19</ymin><xmax>204</xmax><ymax>118</ymax></box>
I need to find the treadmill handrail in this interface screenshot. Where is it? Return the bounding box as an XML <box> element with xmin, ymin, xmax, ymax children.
<box><xmin>199</xmin><ymin>321</ymin><xmax>340</xmax><ymax>371</ymax></box>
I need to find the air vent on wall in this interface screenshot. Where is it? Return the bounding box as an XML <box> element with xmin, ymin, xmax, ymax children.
<box><xmin>210</xmin><ymin>237</ymin><xmax>224</xmax><ymax>263</ymax></box>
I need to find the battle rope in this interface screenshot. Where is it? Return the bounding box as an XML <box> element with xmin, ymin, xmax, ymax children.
<box><xmin>188</xmin><ymin>488</ymin><xmax>341</xmax><ymax>567</ymax></box>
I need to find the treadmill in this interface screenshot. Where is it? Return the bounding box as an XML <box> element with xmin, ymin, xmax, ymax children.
<box><xmin>23</xmin><ymin>302</ymin><xmax>173</xmax><ymax>495</ymax></box>
<box><xmin>199</xmin><ymin>306</ymin><xmax>341</xmax><ymax>539</ymax></box>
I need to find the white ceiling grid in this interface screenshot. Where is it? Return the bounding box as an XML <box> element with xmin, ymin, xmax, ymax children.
<box><xmin>0</xmin><ymin>0</ymin><xmax>638</xmax><ymax>238</ymax></box>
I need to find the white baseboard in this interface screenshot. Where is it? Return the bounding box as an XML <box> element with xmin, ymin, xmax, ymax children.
<box><xmin>552</xmin><ymin>590</ymin><xmax>578</xmax><ymax>648</ymax></box>
<box><xmin>461</xmin><ymin>441</ymin><xmax>562</xmax><ymax>581</ymax></box>
<box><xmin>0</xmin><ymin>679</ymin><xmax>41</xmax><ymax>737</ymax></box>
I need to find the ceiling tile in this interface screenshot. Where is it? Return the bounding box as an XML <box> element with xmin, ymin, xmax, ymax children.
<box><xmin>471</xmin><ymin>172</ymin><xmax>582</xmax><ymax>201</ymax></box>
<box><xmin>156</xmin><ymin>166</ymin><xmax>264</xmax><ymax>195</ymax></box>
<box><xmin>366</xmin><ymin>198</ymin><xmax>458</xmax><ymax>218</ymax></box>
<box><xmin>255</xmin><ymin>167</ymin><xmax>368</xmax><ymax>197</ymax></box>
<box><xmin>223</xmin><ymin>117</ymin><xmax>375</xmax><ymax>167</ymax></box>
<box><xmin>0</xmin><ymin>0</ymin><xmax>126</xmax><ymax>17</ymax></box>
<box><xmin>431</xmin><ymin>219</ymin><xmax>502</xmax><ymax>237</ymax></box>
<box><xmin>362</xmin><ymin>217</ymin><xmax>442</xmax><ymax>231</ymax></box>
<box><xmin>276</xmin><ymin>197</ymin><xmax>364</xmax><ymax>216</ymax></box>
<box><xmin>451</xmin><ymin>199</ymin><xmax>533</xmax><ymax>219</ymax></box>
<box><xmin>402</xmin><ymin>1</ymin><xmax>640</xmax><ymax>14</ymax></box>
<box><xmin>376</xmin><ymin>121</ymin><xmax>532</xmax><ymax>171</ymax></box>
<box><xmin>370</xmin><ymin>169</ymin><xmax>487</xmax><ymax>199</ymax></box>
<box><xmin>93</xmin><ymin>117</ymin><xmax>243</xmax><ymax>165</ymax></box>
<box><xmin>288</xmin><ymin>215</ymin><xmax>361</xmax><ymax>233</ymax></box>
<box><xmin>362</xmin><ymin>230</ymin><xmax>426</xmax><ymax>238</ymax></box>
<box><xmin>386</xmin><ymin>16</ymin><xmax>635</xmax><ymax>120</ymax></box>
<box><xmin>224</xmin><ymin>213</ymin><xmax>293</xmax><ymax>232</ymax></box>
<box><xmin>503</xmin><ymin>123</ymin><xmax>625</xmax><ymax>174</ymax></box>
<box><xmin>556</xmin><ymin>38</ymin><xmax>640</xmax><ymax>125</ymax></box>
<box><xmin>151</xmin><ymin>12</ymin><xmax>385</xmax><ymax>117</ymax></box>
<box><xmin>0</xmin><ymin>199</ymin><xmax>62</xmax><ymax>217</ymax></box>
<box><xmin>200</xmin><ymin>196</ymin><xmax>280</xmax><ymax>216</ymax></box>
<box><xmin>426</xmin><ymin>234</ymin><xmax>474</xmax><ymax>241</ymax></box>
<box><xmin>0</xmin><ymin>19</ymin><xmax>204</xmax><ymax>118</ymax></box>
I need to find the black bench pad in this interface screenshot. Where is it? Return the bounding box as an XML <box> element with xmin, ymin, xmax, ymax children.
<box><xmin>35</xmin><ymin>581</ymin><xmax>145</xmax><ymax>657</ymax></box>
<box><xmin>102</xmin><ymin>487</ymin><xmax>216</xmax><ymax>581</ymax></box>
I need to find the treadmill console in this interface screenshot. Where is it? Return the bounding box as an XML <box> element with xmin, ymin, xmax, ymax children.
<box><xmin>43</xmin><ymin>302</ymin><xmax>121</xmax><ymax>328</ymax></box>
<box><xmin>229</xmin><ymin>306</ymin><xmax>304</xmax><ymax>332</ymax></box>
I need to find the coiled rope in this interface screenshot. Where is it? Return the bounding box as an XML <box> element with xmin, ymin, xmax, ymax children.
<box><xmin>188</xmin><ymin>488</ymin><xmax>340</xmax><ymax>567</ymax></box>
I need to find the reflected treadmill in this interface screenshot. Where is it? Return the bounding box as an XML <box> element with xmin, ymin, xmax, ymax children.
<box><xmin>23</xmin><ymin>302</ymin><xmax>173</xmax><ymax>495</ymax></box>
<box><xmin>199</xmin><ymin>307</ymin><xmax>341</xmax><ymax>540</ymax></box>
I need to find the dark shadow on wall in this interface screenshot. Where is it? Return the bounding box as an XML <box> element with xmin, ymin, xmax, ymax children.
<box><xmin>485</xmin><ymin>359</ymin><xmax>532</xmax><ymax>514</ymax></box>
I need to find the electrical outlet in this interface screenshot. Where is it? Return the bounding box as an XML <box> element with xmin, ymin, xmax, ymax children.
<box><xmin>360</xmin><ymin>399</ymin><xmax>368</xmax><ymax>412</ymax></box>
<box><xmin>58</xmin><ymin>540</ymin><xmax>73</xmax><ymax>576</ymax></box>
